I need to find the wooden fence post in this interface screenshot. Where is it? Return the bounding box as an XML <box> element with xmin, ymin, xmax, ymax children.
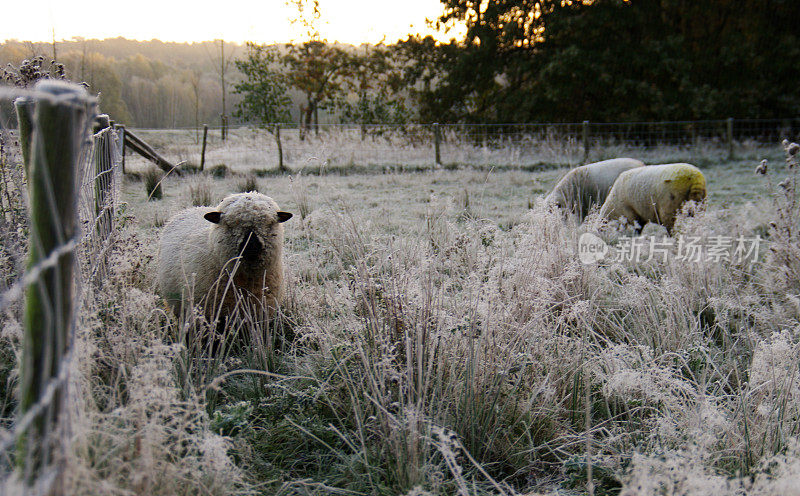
<box><xmin>433</xmin><ymin>123</ymin><xmax>441</xmax><ymax>167</ymax></box>
<box><xmin>118</xmin><ymin>125</ymin><xmax>126</xmax><ymax>175</ymax></box>
<box><xmin>201</xmin><ymin>124</ymin><xmax>208</xmax><ymax>171</ymax></box>
<box><xmin>123</xmin><ymin>129</ymin><xmax>180</xmax><ymax>175</ymax></box>
<box><xmin>582</xmin><ymin>120</ymin><xmax>590</xmax><ymax>164</ymax></box>
<box><xmin>274</xmin><ymin>124</ymin><xmax>285</xmax><ymax>171</ymax></box>
<box><xmin>94</xmin><ymin>129</ymin><xmax>114</xmax><ymax>239</ymax></box>
<box><xmin>727</xmin><ymin>117</ymin><xmax>735</xmax><ymax>160</ymax></box>
<box><xmin>18</xmin><ymin>80</ymin><xmax>92</xmax><ymax>486</ymax></box>
<box><xmin>14</xmin><ymin>97</ymin><xmax>35</xmax><ymax>181</ymax></box>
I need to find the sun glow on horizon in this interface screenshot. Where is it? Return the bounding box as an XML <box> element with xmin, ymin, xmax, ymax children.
<box><xmin>3</xmin><ymin>0</ymin><xmax>465</xmax><ymax>46</ymax></box>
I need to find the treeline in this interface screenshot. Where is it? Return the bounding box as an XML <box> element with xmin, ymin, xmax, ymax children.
<box><xmin>2</xmin><ymin>0</ymin><xmax>799</xmax><ymax>128</ymax></box>
<box><xmin>233</xmin><ymin>0</ymin><xmax>800</xmax><ymax>128</ymax></box>
<box><xmin>416</xmin><ymin>0</ymin><xmax>800</xmax><ymax>123</ymax></box>
<box><xmin>1</xmin><ymin>38</ymin><xmax>239</xmax><ymax>128</ymax></box>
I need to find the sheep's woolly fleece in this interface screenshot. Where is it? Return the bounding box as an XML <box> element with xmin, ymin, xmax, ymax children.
<box><xmin>157</xmin><ymin>192</ymin><xmax>291</xmax><ymax>319</ymax></box>
<box><xmin>545</xmin><ymin>158</ymin><xmax>645</xmax><ymax>220</ymax></box>
<box><xmin>600</xmin><ymin>162</ymin><xmax>706</xmax><ymax>233</ymax></box>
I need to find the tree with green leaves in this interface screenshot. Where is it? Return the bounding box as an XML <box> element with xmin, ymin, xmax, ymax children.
<box><xmin>233</xmin><ymin>42</ymin><xmax>291</xmax><ymax>128</ymax></box>
<box><xmin>412</xmin><ymin>0</ymin><xmax>800</xmax><ymax>122</ymax></box>
<box><xmin>281</xmin><ymin>0</ymin><xmax>354</xmax><ymax>139</ymax></box>
<box><xmin>281</xmin><ymin>40</ymin><xmax>353</xmax><ymax>139</ymax></box>
<box><xmin>233</xmin><ymin>42</ymin><xmax>292</xmax><ymax>170</ymax></box>
<box><xmin>393</xmin><ymin>35</ymin><xmax>468</xmax><ymax>123</ymax></box>
<box><xmin>335</xmin><ymin>44</ymin><xmax>409</xmax><ymax>137</ymax></box>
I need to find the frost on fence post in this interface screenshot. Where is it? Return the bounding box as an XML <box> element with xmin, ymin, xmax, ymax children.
<box><xmin>18</xmin><ymin>80</ymin><xmax>93</xmax><ymax>487</ymax></box>
<box><xmin>93</xmin><ymin>127</ymin><xmax>114</xmax><ymax>240</ymax></box>
<box><xmin>117</xmin><ymin>125</ymin><xmax>126</xmax><ymax>174</ymax></box>
<box><xmin>92</xmin><ymin>115</ymin><xmax>114</xmax><ymax>238</ymax></box>
<box><xmin>14</xmin><ymin>97</ymin><xmax>34</xmax><ymax>181</ymax></box>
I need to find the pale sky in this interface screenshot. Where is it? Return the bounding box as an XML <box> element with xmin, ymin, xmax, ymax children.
<box><xmin>3</xmin><ymin>0</ymin><xmax>465</xmax><ymax>45</ymax></box>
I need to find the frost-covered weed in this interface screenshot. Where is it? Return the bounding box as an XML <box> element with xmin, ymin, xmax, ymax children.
<box><xmin>186</xmin><ymin>175</ymin><xmax>213</xmax><ymax>206</ymax></box>
<box><xmin>758</xmin><ymin>140</ymin><xmax>800</xmax><ymax>297</ymax></box>
<box><xmin>64</xmin><ymin>227</ymin><xmax>247</xmax><ymax>494</ymax></box>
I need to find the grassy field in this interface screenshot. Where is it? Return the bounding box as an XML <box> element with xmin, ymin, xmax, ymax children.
<box><xmin>3</xmin><ymin>134</ymin><xmax>800</xmax><ymax>495</ymax></box>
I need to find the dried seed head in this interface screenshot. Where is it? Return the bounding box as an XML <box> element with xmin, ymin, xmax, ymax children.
<box><xmin>779</xmin><ymin>178</ymin><xmax>791</xmax><ymax>190</ymax></box>
<box><xmin>755</xmin><ymin>159</ymin><xmax>768</xmax><ymax>175</ymax></box>
<box><xmin>787</xmin><ymin>142</ymin><xmax>800</xmax><ymax>157</ymax></box>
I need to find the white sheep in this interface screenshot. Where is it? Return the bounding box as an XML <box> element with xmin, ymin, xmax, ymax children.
<box><xmin>599</xmin><ymin>162</ymin><xmax>706</xmax><ymax>234</ymax></box>
<box><xmin>157</xmin><ymin>192</ymin><xmax>292</xmax><ymax>319</ymax></box>
<box><xmin>545</xmin><ymin>158</ymin><xmax>645</xmax><ymax>220</ymax></box>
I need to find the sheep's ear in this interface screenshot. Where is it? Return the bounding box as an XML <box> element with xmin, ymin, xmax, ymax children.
<box><xmin>204</xmin><ymin>211</ymin><xmax>222</xmax><ymax>224</ymax></box>
<box><xmin>277</xmin><ymin>211</ymin><xmax>293</xmax><ymax>223</ymax></box>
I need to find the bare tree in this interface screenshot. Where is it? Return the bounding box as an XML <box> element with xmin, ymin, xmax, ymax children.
<box><xmin>207</xmin><ymin>39</ymin><xmax>236</xmax><ymax>140</ymax></box>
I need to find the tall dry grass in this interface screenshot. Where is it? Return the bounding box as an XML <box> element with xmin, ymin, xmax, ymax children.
<box><xmin>195</xmin><ymin>143</ymin><xmax>793</xmax><ymax>494</ymax></box>
<box><xmin>2</xmin><ymin>135</ymin><xmax>800</xmax><ymax>494</ymax></box>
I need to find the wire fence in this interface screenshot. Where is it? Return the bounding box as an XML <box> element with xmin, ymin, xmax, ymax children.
<box><xmin>0</xmin><ymin>82</ymin><xmax>122</xmax><ymax>494</ymax></box>
<box><xmin>125</xmin><ymin>118</ymin><xmax>800</xmax><ymax>174</ymax></box>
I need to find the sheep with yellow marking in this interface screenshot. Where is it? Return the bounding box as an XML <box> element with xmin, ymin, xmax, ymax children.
<box><xmin>545</xmin><ymin>158</ymin><xmax>645</xmax><ymax>221</ymax></box>
<box><xmin>599</xmin><ymin>162</ymin><xmax>706</xmax><ymax>234</ymax></box>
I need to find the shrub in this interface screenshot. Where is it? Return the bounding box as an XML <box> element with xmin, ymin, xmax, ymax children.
<box><xmin>142</xmin><ymin>167</ymin><xmax>163</xmax><ymax>200</ymax></box>
<box><xmin>180</xmin><ymin>161</ymin><xmax>203</xmax><ymax>174</ymax></box>
<box><xmin>235</xmin><ymin>174</ymin><xmax>258</xmax><ymax>193</ymax></box>
<box><xmin>208</xmin><ymin>164</ymin><xmax>228</xmax><ymax>178</ymax></box>
<box><xmin>187</xmin><ymin>177</ymin><xmax>213</xmax><ymax>206</ymax></box>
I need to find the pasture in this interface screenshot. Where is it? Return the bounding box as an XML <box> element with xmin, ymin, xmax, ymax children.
<box><xmin>3</xmin><ymin>128</ymin><xmax>799</xmax><ymax>495</ymax></box>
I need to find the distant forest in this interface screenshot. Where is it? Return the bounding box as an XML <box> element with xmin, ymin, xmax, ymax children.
<box><xmin>1</xmin><ymin>38</ymin><xmax>251</xmax><ymax>128</ymax></box>
<box><xmin>2</xmin><ymin>0</ymin><xmax>799</xmax><ymax>128</ymax></box>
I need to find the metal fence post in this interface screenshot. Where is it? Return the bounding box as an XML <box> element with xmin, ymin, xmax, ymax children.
<box><xmin>434</xmin><ymin>123</ymin><xmax>441</xmax><ymax>167</ymax></box>
<box><xmin>19</xmin><ymin>80</ymin><xmax>92</xmax><ymax>486</ymax></box>
<box><xmin>727</xmin><ymin>117</ymin><xmax>735</xmax><ymax>160</ymax></box>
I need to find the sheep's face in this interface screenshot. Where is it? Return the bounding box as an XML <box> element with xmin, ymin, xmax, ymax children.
<box><xmin>687</xmin><ymin>186</ymin><xmax>706</xmax><ymax>203</ymax></box>
<box><xmin>203</xmin><ymin>192</ymin><xmax>292</xmax><ymax>265</ymax></box>
<box><xmin>664</xmin><ymin>168</ymin><xmax>707</xmax><ymax>206</ymax></box>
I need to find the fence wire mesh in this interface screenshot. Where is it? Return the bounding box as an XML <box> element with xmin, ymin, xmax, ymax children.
<box><xmin>0</xmin><ymin>85</ymin><xmax>122</xmax><ymax>494</ymax></box>
<box><xmin>126</xmin><ymin>118</ymin><xmax>800</xmax><ymax>174</ymax></box>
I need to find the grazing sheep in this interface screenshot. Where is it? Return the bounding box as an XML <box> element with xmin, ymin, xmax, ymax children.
<box><xmin>599</xmin><ymin>162</ymin><xmax>706</xmax><ymax>234</ymax></box>
<box><xmin>157</xmin><ymin>192</ymin><xmax>292</xmax><ymax>319</ymax></box>
<box><xmin>545</xmin><ymin>158</ymin><xmax>645</xmax><ymax>220</ymax></box>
